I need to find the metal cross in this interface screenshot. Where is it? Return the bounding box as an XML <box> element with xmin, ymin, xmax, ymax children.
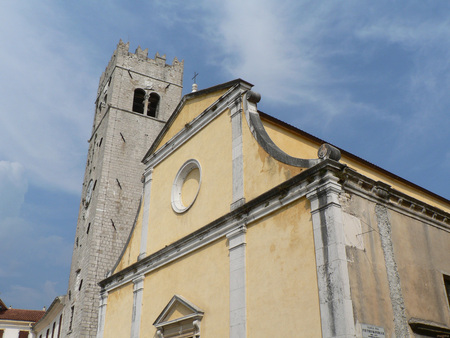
<box><xmin>192</xmin><ymin>72</ymin><xmax>199</xmax><ymax>84</ymax></box>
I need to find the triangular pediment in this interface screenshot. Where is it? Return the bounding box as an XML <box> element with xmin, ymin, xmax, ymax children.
<box><xmin>153</xmin><ymin>295</ymin><xmax>204</xmax><ymax>327</ymax></box>
<box><xmin>143</xmin><ymin>79</ymin><xmax>253</xmax><ymax>163</ymax></box>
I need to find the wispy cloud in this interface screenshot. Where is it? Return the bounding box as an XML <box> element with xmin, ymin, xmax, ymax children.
<box><xmin>0</xmin><ymin>162</ymin><xmax>27</xmax><ymax>218</ymax></box>
<box><xmin>2</xmin><ymin>281</ymin><xmax>59</xmax><ymax>310</ymax></box>
<box><xmin>0</xmin><ymin>2</ymin><xmax>96</xmax><ymax>194</ymax></box>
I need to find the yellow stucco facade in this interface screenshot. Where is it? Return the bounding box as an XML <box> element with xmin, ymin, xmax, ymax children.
<box><xmin>103</xmin><ymin>283</ymin><xmax>133</xmax><ymax>338</ymax></box>
<box><xmin>246</xmin><ymin>199</ymin><xmax>322</xmax><ymax>337</ymax></box>
<box><xmin>99</xmin><ymin>79</ymin><xmax>450</xmax><ymax>338</ymax></box>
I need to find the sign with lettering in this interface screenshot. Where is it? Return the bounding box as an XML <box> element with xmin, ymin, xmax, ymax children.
<box><xmin>361</xmin><ymin>324</ymin><xmax>385</xmax><ymax>338</ymax></box>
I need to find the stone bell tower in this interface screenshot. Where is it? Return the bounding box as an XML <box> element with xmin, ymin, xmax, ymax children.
<box><xmin>62</xmin><ymin>40</ymin><xmax>184</xmax><ymax>337</ymax></box>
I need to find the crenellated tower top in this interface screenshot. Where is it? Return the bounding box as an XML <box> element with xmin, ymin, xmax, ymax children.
<box><xmin>98</xmin><ymin>40</ymin><xmax>184</xmax><ymax>98</ymax></box>
<box><xmin>93</xmin><ymin>40</ymin><xmax>184</xmax><ymax>132</ymax></box>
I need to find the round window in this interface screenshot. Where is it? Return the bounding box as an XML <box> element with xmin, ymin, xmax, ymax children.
<box><xmin>171</xmin><ymin>159</ymin><xmax>202</xmax><ymax>213</ymax></box>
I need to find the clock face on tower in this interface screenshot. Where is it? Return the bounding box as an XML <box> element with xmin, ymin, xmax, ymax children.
<box><xmin>85</xmin><ymin>179</ymin><xmax>94</xmax><ymax>207</ymax></box>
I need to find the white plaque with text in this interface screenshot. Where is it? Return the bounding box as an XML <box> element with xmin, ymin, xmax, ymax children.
<box><xmin>361</xmin><ymin>324</ymin><xmax>385</xmax><ymax>338</ymax></box>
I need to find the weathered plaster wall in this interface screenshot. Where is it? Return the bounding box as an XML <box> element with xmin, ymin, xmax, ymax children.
<box><xmin>242</xmin><ymin>111</ymin><xmax>303</xmax><ymax>202</ymax></box>
<box><xmin>147</xmin><ymin>111</ymin><xmax>233</xmax><ymax>253</ymax></box>
<box><xmin>343</xmin><ymin>190</ymin><xmax>450</xmax><ymax>337</ymax></box>
<box><xmin>342</xmin><ymin>193</ymin><xmax>396</xmax><ymax>335</ymax></box>
<box><xmin>261</xmin><ymin>118</ymin><xmax>320</xmax><ymax>159</ymax></box>
<box><xmin>246</xmin><ymin>198</ymin><xmax>322</xmax><ymax>337</ymax></box>
<box><xmin>389</xmin><ymin>209</ymin><xmax>450</xmax><ymax>326</ymax></box>
<box><xmin>139</xmin><ymin>238</ymin><xmax>229</xmax><ymax>337</ymax></box>
<box><xmin>103</xmin><ymin>283</ymin><xmax>133</xmax><ymax>338</ymax></box>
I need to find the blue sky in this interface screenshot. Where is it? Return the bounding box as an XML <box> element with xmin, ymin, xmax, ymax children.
<box><xmin>1</xmin><ymin>1</ymin><xmax>449</xmax><ymax>310</ymax></box>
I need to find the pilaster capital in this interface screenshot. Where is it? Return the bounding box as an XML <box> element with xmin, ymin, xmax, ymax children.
<box><xmin>143</xmin><ymin>167</ymin><xmax>154</xmax><ymax>184</ymax></box>
<box><xmin>99</xmin><ymin>291</ymin><xmax>108</xmax><ymax>305</ymax></box>
<box><xmin>229</xmin><ymin>96</ymin><xmax>243</xmax><ymax>118</ymax></box>
<box><xmin>226</xmin><ymin>222</ymin><xmax>247</xmax><ymax>250</ymax></box>
<box><xmin>132</xmin><ymin>275</ymin><xmax>145</xmax><ymax>292</ymax></box>
<box><xmin>306</xmin><ymin>170</ymin><xmax>342</xmax><ymax>210</ymax></box>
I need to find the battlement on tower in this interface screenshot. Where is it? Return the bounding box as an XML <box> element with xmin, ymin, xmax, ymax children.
<box><xmin>98</xmin><ymin>40</ymin><xmax>184</xmax><ymax>97</ymax></box>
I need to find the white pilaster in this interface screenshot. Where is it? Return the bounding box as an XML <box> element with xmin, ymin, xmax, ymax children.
<box><xmin>139</xmin><ymin>168</ymin><xmax>153</xmax><ymax>260</ymax></box>
<box><xmin>130</xmin><ymin>275</ymin><xmax>145</xmax><ymax>338</ymax></box>
<box><xmin>96</xmin><ymin>290</ymin><xmax>108</xmax><ymax>338</ymax></box>
<box><xmin>227</xmin><ymin>224</ymin><xmax>247</xmax><ymax>338</ymax></box>
<box><xmin>230</xmin><ymin>98</ymin><xmax>245</xmax><ymax>211</ymax></box>
<box><xmin>306</xmin><ymin>172</ymin><xmax>356</xmax><ymax>338</ymax></box>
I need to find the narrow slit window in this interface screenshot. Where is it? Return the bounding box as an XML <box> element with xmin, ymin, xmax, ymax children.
<box><xmin>69</xmin><ymin>306</ymin><xmax>74</xmax><ymax>332</ymax></box>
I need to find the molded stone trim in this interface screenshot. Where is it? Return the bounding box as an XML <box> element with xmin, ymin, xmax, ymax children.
<box><xmin>153</xmin><ymin>295</ymin><xmax>204</xmax><ymax>338</ymax></box>
<box><xmin>226</xmin><ymin>224</ymin><xmax>247</xmax><ymax>337</ymax></box>
<box><xmin>139</xmin><ymin>168</ymin><xmax>153</xmax><ymax>260</ymax></box>
<box><xmin>153</xmin><ymin>295</ymin><xmax>204</xmax><ymax>327</ymax></box>
<box><xmin>96</xmin><ymin>291</ymin><xmax>108</xmax><ymax>338</ymax></box>
<box><xmin>130</xmin><ymin>275</ymin><xmax>145</xmax><ymax>338</ymax></box>
<box><xmin>171</xmin><ymin>160</ymin><xmax>202</xmax><ymax>214</ymax></box>
<box><xmin>341</xmin><ymin>167</ymin><xmax>450</xmax><ymax>232</ymax></box>
<box><xmin>230</xmin><ymin>96</ymin><xmax>245</xmax><ymax>211</ymax></box>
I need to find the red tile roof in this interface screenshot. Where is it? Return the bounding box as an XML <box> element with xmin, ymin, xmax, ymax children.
<box><xmin>0</xmin><ymin>308</ymin><xmax>45</xmax><ymax>322</ymax></box>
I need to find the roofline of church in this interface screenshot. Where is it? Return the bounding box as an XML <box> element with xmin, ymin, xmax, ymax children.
<box><xmin>142</xmin><ymin>77</ymin><xmax>449</xmax><ymax>205</ymax></box>
<box><xmin>259</xmin><ymin>112</ymin><xmax>450</xmax><ymax>205</ymax></box>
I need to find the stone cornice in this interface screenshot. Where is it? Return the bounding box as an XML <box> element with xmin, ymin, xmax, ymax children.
<box><xmin>342</xmin><ymin>167</ymin><xmax>450</xmax><ymax>231</ymax></box>
<box><xmin>99</xmin><ymin>160</ymin><xmax>345</xmax><ymax>292</ymax></box>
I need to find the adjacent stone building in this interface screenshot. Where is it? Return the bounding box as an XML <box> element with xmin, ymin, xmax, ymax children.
<box><xmin>33</xmin><ymin>296</ymin><xmax>66</xmax><ymax>338</ymax></box>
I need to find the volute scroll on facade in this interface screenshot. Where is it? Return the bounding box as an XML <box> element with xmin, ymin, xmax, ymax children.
<box><xmin>243</xmin><ymin>90</ymin><xmax>341</xmax><ymax>168</ymax></box>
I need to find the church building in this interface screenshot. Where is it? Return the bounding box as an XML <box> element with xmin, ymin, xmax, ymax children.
<box><xmin>89</xmin><ymin>44</ymin><xmax>450</xmax><ymax>337</ymax></box>
<box><xmin>49</xmin><ymin>41</ymin><xmax>450</xmax><ymax>337</ymax></box>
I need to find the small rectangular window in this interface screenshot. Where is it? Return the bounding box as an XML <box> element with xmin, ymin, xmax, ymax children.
<box><xmin>18</xmin><ymin>331</ymin><xmax>29</xmax><ymax>338</ymax></box>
